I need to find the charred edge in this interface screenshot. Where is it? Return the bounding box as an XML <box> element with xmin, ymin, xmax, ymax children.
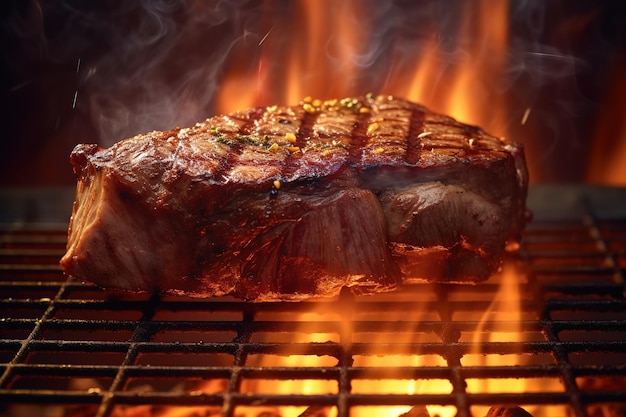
<box><xmin>405</xmin><ymin>106</ymin><xmax>426</xmax><ymax>165</ymax></box>
<box><xmin>347</xmin><ymin>107</ymin><xmax>372</xmax><ymax>165</ymax></box>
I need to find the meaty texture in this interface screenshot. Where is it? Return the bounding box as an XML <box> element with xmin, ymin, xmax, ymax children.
<box><xmin>60</xmin><ymin>95</ymin><xmax>528</xmax><ymax>301</ymax></box>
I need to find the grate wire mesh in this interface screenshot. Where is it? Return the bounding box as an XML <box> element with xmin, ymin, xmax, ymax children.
<box><xmin>1</xmin><ymin>187</ymin><xmax>626</xmax><ymax>417</ymax></box>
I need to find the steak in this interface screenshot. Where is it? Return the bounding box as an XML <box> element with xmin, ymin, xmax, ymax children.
<box><xmin>60</xmin><ymin>95</ymin><xmax>528</xmax><ymax>301</ymax></box>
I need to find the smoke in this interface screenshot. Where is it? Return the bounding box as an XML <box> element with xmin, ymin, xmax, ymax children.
<box><xmin>72</xmin><ymin>0</ymin><xmax>258</xmax><ymax>145</ymax></box>
<box><xmin>501</xmin><ymin>0</ymin><xmax>623</xmax><ymax>181</ymax></box>
<box><xmin>5</xmin><ymin>0</ymin><xmax>264</xmax><ymax>145</ymax></box>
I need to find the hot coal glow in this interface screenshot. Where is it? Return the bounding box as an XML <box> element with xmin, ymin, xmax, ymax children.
<box><xmin>1</xmin><ymin>0</ymin><xmax>626</xmax><ymax>186</ymax></box>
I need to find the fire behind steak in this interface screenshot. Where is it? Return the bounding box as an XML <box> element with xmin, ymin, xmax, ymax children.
<box><xmin>60</xmin><ymin>95</ymin><xmax>528</xmax><ymax>301</ymax></box>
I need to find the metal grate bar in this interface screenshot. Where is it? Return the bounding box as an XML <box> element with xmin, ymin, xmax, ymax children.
<box><xmin>2</xmin><ymin>188</ymin><xmax>626</xmax><ymax>417</ymax></box>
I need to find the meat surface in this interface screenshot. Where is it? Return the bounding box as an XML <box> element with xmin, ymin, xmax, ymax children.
<box><xmin>60</xmin><ymin>95</ymin><xmax>528</xmax><ymax>301</ymax></box>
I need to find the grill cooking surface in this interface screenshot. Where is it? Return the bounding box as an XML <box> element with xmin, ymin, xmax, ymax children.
<box><xmin>1</xmin><ymin>185</ymin><xmax>626</xmax><ymax>417</ymax></box>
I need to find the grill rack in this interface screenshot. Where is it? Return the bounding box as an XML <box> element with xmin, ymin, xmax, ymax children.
<box><xmin>1</xmin><ymin>185</ymin><xmax>626</xmax><ymax>417</ymax></box>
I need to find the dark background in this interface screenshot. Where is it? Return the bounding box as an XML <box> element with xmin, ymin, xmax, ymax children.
<box><xmin>2</xmin><ymin>0</ymin><xmax>625</xmax><ymax>186</ymax></box>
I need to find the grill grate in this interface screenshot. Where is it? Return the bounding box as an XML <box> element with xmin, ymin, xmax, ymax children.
<box><xmin>1</xmin><ymin>186</ymin><xmax>626</xmax><ymax>417</ymax></box>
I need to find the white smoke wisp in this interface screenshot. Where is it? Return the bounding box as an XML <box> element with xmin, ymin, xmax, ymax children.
<box><xmin>74</xmin><ymin>0</ymin><xmax>261</xmax><ymax>146</ymax></box>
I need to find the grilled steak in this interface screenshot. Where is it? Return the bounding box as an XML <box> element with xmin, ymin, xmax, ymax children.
<box><xmin>60</xmin><ymin>95</ymin><xmax>528</xmax><ymax>301</ymax></box>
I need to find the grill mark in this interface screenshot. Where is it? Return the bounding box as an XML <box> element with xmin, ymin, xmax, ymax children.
<box><xmin>405</xmin><ymin>106</ymin><xmax>426</xmax><ymax>165</ymax></box>
<box><xmin>280</xmin><ymin>107</ymin><xmax>321</xmax><ymax>179</ymax></box>
<box><xmin>236</xmin><ymin>107</ymin><xmax>267</xmax><ymax>136</ymax></box>
<box><xmin>214</xmin><ymin>109</ymin><xmax>266</xmax><ymax>183</ymax></box>
<box><xmin>295</xmin><ymin>108</ymin><xmax>319</xmax><ymax>148</ymax></box>
<box><xmin>348</xmin><ymin>110</ymin><xmax>372</xmax><ymax>166</ymax></box>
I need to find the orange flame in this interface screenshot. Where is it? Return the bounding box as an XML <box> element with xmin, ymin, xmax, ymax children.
<box><xmin>217</xmin><ymin>0</ymin><xmax>512</xmax><ymax>143</ymax></box>
<box><xmin>401</xmin><ymin>1</ymin><xmax>509</xmax><ymax>131</ymax></box>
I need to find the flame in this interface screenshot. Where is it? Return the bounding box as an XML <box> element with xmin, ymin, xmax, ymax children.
<box><xmin>402</xmin><ymin>1</ymin><xmax>509</xmax><ymax>133</ymax></box>
<box><xmin>217</xmin><ymin>0</ymin><xmax>512</xmax><ymax>147</ymax></box>
<box><xmin>464</xmin><ymin>264</ymin><xmax>565</xmax><ymax>417</ymax></box>
<box><xmin>217</xmin><ymin>1</ymin><xmax>363</xmax><ymax>112</ymax></box>
<box><xmin>115</xmin><ymin>265</ymin><xmax>566</xmax><ymax>417</ymax></box>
